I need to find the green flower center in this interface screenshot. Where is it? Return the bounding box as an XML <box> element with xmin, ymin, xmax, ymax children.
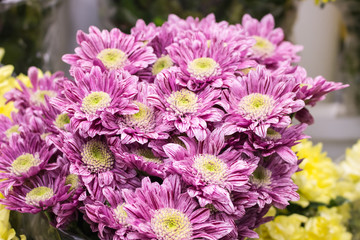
<box><xmin>81</xmin><ymin>91</ymin><xmax>111</xmax><ymax>115</ymax></box>
<box><xmin>167</xmin><ymin>89</ymin><xmax>198</xmax><ymax>115</ymax></box>
<box><xmin>65</xmin><ymin>174</ymin><xmax>80</xmax><ymax>192</ymax></box>
<box><xmin>238</xmin><ymin>93</ymin><xmax>275</xmax><ymax>120</ymax></box>
<box><xmin>124</xmin><ymin>101</ymin><xmax>154</xmax><ymax>131</ymax></box>
<box><xmin>252</xmin><ymin>36</ymin><xmax>275</xmax><ymax>58</ymax></box>
<box><xmin>97</xmin><ymin>48</ymin><xmax>127</xmax><ymax>70</ymax></box>
<box><xmin>193</xmin><ymin>154</ymin><xmax>228</xmax><ymax>184</ymax></box>
<box><xmin>137</xmin><ymin>149</ymin><xmax>162</xmax><ymax>164</ymax></box>
<box><xmin>31</xmin><ymin>90</ymin><xmax>57</xmax><ymax>105</ymax></box>
<box><xmin>81</xmin><ymin>140</ymin><xmax>114</xmax><ymax>173</ymax></box>
<box><xmin>266</xmin><ymin>128</ymin><xmax>282</xmax><ymax>140</ymax></box>
<box><xmin>54</xmin><ymin>113</ymin><xmax>70</xmax><ymax>129</ymax></box>
<box><xmin>187</xmin><ymin>57</ymin><xmax>220</xmax><ymax>79</ymax></box>
<box><xmin>114</xmin><ymin>203</ymin><xmax>128</xmax><ymax>225</ymax></box>
<box><xmin>152</xmin><ymin>55</ymin><xmax>173</xmax><ymax>75</ymax></box>
<box><xmin>25</xmin><ymin>186</ymin><xmax>54</xmax><ymax>206</ymax></box>
<box><xmin>5</xmin><ymin>125</ymin><xmax>20</xmax><ymax>138</ymax></box>
<box><xmin>151</xmin><ymin>208</ymin><xmax>192</xmax><ymax>240</ymax></box>
<box><xmin>11</xmin><ymin>153</ymin><xmax>41</xmax><ymax>176</ymax></box>
<box><xmin>250</xmin><ymin>166</ymin><xmax>272</xmax><ymax>187</ymax></box>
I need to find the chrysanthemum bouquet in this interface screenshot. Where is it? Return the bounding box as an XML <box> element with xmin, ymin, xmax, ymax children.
<box><xmin>0</xmin><ymin>14</ymin><xmax>347</xmax><ymax>239</ymax></box>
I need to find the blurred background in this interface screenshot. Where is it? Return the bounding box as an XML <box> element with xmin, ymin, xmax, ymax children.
<box><xmin>0</xmin><ymin>0</ymin><xmax>359</xmax><ymax>160</ymax></box>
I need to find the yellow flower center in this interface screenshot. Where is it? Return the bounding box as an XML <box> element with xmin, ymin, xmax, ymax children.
<box><xmin>65</xmin><ymin>174</ymin><xmax>80</xmax><ymax>192</ymax></box>
<box><xmin>252</xmin><ymin>36</ymin><xmax>275</xmax><ymax>58</ymax></box>
<box><xmin>114</xmin><ymin>203</ymin><xmax>128</xmax><ymax>225</ymax></box>
<box><xmin>193</xmin><ymin>154</ymin><xmax>228</xmax><ymax>184</ymax></box>
<box><xmin>81</xmin><ymin>91</ymin><xmax>111</xmax><ymax>115</ymax></box>
<box><xmin>137</xmin><ymin>149</ymin><xmax>163</xmax><ymax>164</ymax></box>
<box><xmin>5</xmin><ymin>124</ymin><xmax>20</xmax><ymax>138</ymax></box>
<box><xmin>167</xmin><ymin>89</ymin><xmax>198</xmax><ymax>115</ymax></box>
<box><xmin>299</xmin><ymin>83</ymin><xmax>312</xmax><ymax>89</ymax></box>
<box><xmin>238</xmin><ymin>93</ymin><xmax>275</xmax><ymax>120</ymax></box>
<box><xmin>97</xmin><ymin>48</ymin><xmax>127</xmax><ymax>70</ymax></box>
<box><xmin>81</xmin><ymin>140</ymin><xmax>114</xmax><ymax>173</ymax></box>
<box><xmin>25</xmin><ymin>186</ymin><xmax>54</xmax><ymax>206</ymax></box>
<box><xmin>151</xmin><ymin>208</ymin><xmax>192</xmax><ymax>240</ymax></box>
<box><xmin>11</xmin><ymin>153</ymin><xmax>41</xmax><ymax>176</ymax></box>
<box><xmin>240</xmin><ymin>67</ymin><xmax>256</xmax><ymax>75</ymax></box>
<box><xmin>266</xmin><ymin>128</ymin><xmax>282</xmax><ymax>140</ymax></box>
<box><xmin>187</xmin><ymin>57</ymin><xmax>220</xmax><ymax>79</ymax></box>
<box><xmin>250</xmin><ymin>166</ymin><xmax>272</xmax><ymax>187</ymax></box>
<box><xmin>152</xmin><ymin>55</ymin><xmax>174</xmax><ymax>75</ymax></box>
<box><xmin>124</xmin><ymin>101</ymin><xmax>155</xmax><ymax>131</ymax></box>
<box><xmin>54</xmin><ymin>113</ymin><xmax>70</xmax><ymax>129</ymax></box>
<box><xmin>31</xmin><ymin>90</ymin><xmax>57</xmax><ymax>105</ymax></box>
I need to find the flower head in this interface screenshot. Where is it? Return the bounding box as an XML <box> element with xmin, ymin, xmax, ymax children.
<box><xmin>122</xmin><ymin>175</ymin><xmax>233</xmax><ymax>239</ymax></box>
<box><xmin>62</xmin><ymin>26</ymin><xmax>156</xmax><ymax>74</ymax></box>
<box><xmin>51</xmin><ymin>67</ymin><xmax>139</xmax><ymax>137</ymax></box>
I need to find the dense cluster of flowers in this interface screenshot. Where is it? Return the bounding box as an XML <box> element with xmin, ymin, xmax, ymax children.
<box><xmin>0</xmin><ymin>14</ymin><xmax>347</xmax><ymax>239</ymax></box>
<box><xmin>254</xmin><ymin>139</ymin><xmax>360</xmax><ymax>240</ymax></box>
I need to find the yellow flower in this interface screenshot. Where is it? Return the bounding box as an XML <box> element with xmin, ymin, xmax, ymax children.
<box><xmin>314</xmin><ymin>0</ymin><xmax>335</xmax><ymax>5</ymax></box>
<box><xmin>304</xmin><ymin>206</ymin><xmax>352</xmax><ymax>240</ymax></box>
<box><xmin>255</xmin><ymin>213</ymin><xmax>308</xmax><ymax>240</ymax></box>
<box><xmin>292</xmin><ymin>140</ymin><xmax>339</xmax><ymax>206</ymax></box>
<box><xmin>0</xmin><ymin>48</ymin><xmax>32</xmax><ymax>118</ymax></box>
<box><xmin>0</xmin><ymin>194</ymin><xmax>26</xmax><ymax>240</ymax></box>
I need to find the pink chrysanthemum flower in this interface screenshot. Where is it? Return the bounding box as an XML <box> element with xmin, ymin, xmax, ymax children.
<box><xmin>62</xmin><ymin>26</ymin><xmax>156</xmax><ymax>74</ymax></box>
<box><xmin>113</xmin><ymin>140</ymin><xmax>169</xmax><ymax>178</ymax></box>
<box><xmin>115</xmin><ymin>82</ymin><xmax>171</xmax><ymax>144</ymax></box>
<box><xmin>56</xmin><ymin>132</ymin><xmax>140</xmax><ymax>201</ymax></box>
<box><xmin>122</xmin><ymin>175</ymin><xmax>233</xmax><ymax>240</ymax></box>
<box><xmin>84</xmin><ymin>187</ymin><xmax>130</xmax><ymax>240</ymax></box>
<box><xmin>51</xmin><ymin>67</ymin><xmax>139</xmax><ymax>138</ymax></box>
<box><xmin>149</xmin><ymin>68</ymin><xmax>224</xmax><ymax>141</ymax></box>
<box><xmin>167</xmin><ymin>31</ymin><xmax>251</xmax><ymax>90</ymax></box>
<box><xmin>226</xmin><ymin>67</ymin><xmax>304</xmax><ymax>137</ymax></box>
<box><xmin>0</xmin><ymin>133</ymin><xmax>58</xmax><ymax>194</ymax></box>
<box><xmin>245</xmin><ymin>155</ymin><xmax>299</xmax><ymax>209</ymax></box>
<box><xmin>131</xmin><ymin>19</ymin><xmax>159</xmax><ymax>44</ymax></box>
<box><xmin>241</xmin><ymin>14</ymin><xmax>303</xmax><ymax>67</ymax></box>
<box><xmin>241</xmin><ymin>124</ymin><xmax>308</xmax><ymax>164</ymax></box>
<box><xmin>5</xmin><ymin>67</ymin><xmax>64</xmax><ymax>112</ymax></box>
<box><xmin>291</xmin><ymin>66</ymin><xmax>348</xmax><ymax>106</ymax></box>
<box><xmin>52</xmin><ymin>156</ymin><xmax>85</xmax><ymax>228</ymax></box>
<box><xmin>0</xmin><ymin>173</ymin><xmax>71</xmax><ymax>214</ymax></box>
<box><xmin>163</xmin><ymin>130</ymin><xmax>257</xmax><ymax>216</ymax></box>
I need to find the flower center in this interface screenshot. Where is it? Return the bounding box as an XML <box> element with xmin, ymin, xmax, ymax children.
<box><xmin>114</xmin><ymin>203</ymin><xmax>128</xmax><ymax>225</ymax></box>
<box><xmin>240</xmin><ymin>67</ymin><xmax>256</xmax><ymax>75</ymax></box>
<box><xmin>81</xmin><ymin>140</ymin><xmax>114</xmax><ymax>173</ymax></box>
<box><xmin>5</xmin><ymin>124</ymin><xmax>20</xmax><ymax>138</ymax></box>
<box><xmin>193</xmin><ymin>154</ymin><xmax>228</xmax><ymax>184</ymax></box>
<box><xmin>11</xmin><ymin>153</ymin><xmax>41</xmax><ymax>176</ymax></box>
<box><xmin>151</xmin><ymin>208</ymin><xmax>192</xmax><ymax>240</ymax></box>
<box><xmin>238</xmin><ymin>93</ymin><xmax>275</xmax><ymax>120</ymax></box>
<box><xmin>167</xmin><ymin>89</ymin><xmax>198</xmax><ymax>115</ymax></box>
<box><xmin>124</xmin><ymin>101</ymin><xmax>155</xmax><ymax>131</ymax></box>
<box><xmin>266</xmin><ymin>128</ymin><xmax>282</xmax><ymax>140</ymax></box>
<box><xmin>97</xmin><ymin>48</ymin><xmax>127</xmax><ymax>70</ymax></box>
<box><xmin>25</xmin><ymin>186</ymin><xmax>54</xmax><ymax>206</ymax></box>
<box><xmin>252</xmin><ymin>36</ymin><xmax>275</xmax><ymax>58</ymax></box>
<box><xmin>54</xmin><ymin>113</ymin><xmax>70</xmax><ymax>129</ymax></box>
<box><xmin>137</xmin><ymin>149</ymin><xmax>163</xmax><ymax>164</ymax></box>
<box><xmin>187</xmin><ymin>57</ymin><xmax>220</xmax><ymax>79</ymax></box>
<box><xmin>250</xmin><ymin>166</ymin><xmax>272</xmax><ymax>187</ymax></box>
<box><xmin>65</xmin><ymin>174</ymin><xmax>80</xmax><ymax>192</ymax></box>
<box><xmin>299</xmin><ymin>83</ymin><xmax>312</xmax><ymax>89</ymax></box>
<box><xmin>31</xmin><ymin>90</ymin><xmax>57</xmax><ymax>105</ymax></box>
<box><xmin>152</xmin><ymin>55</ymin><xmax>173</xmax><ymax>75</ymax></box>
<box><xmin>81</xmin><ymin>91</ymin><xmax>111</xmax><ymax>115</ymax></box>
